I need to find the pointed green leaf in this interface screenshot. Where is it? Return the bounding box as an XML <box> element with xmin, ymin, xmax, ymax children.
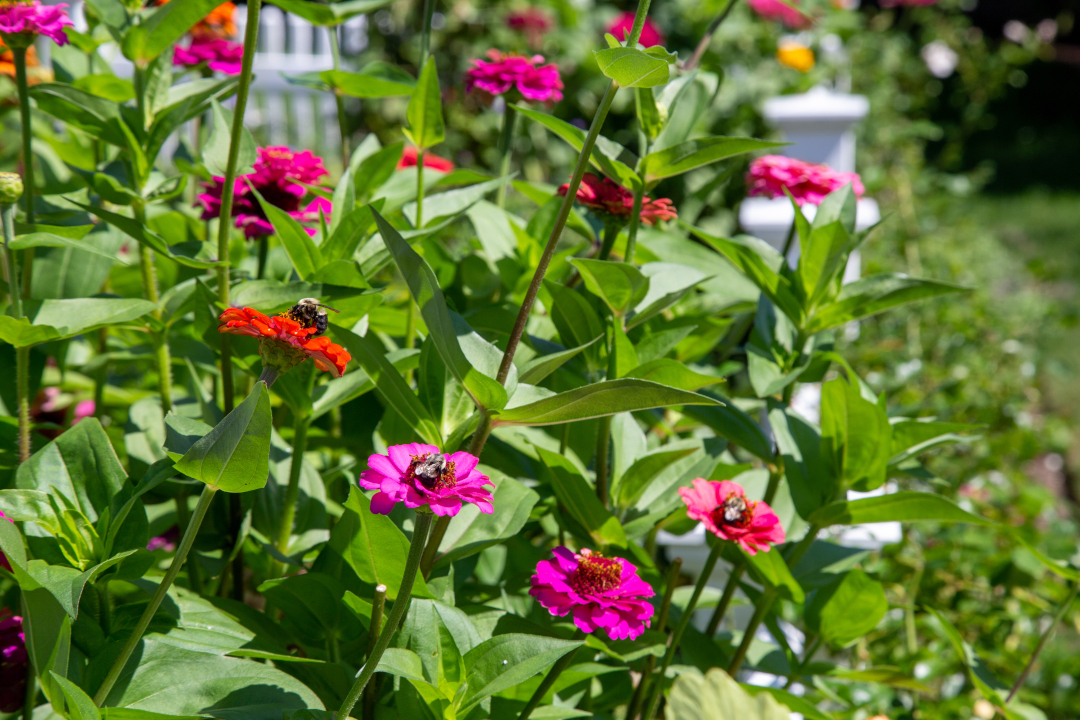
<box><xmin>808</xmin><ymin>491</ymin><xmax>997</xmax><ymax>527</ymax></box>
<box><xmin>536</xmin><ymin>446</ymin><xmax>627</xmax><ymax>548</ymax></box>
<box><xmin>122</xmin><ymin>0</ymin><xmax>225</xmax><ymax>61</ymax></box>
<box><xmin>624</xmin><ymin>358</ymin><xmax>724</xmax><ymax>392</ymax></box>
<box><xmin>204</xmin><ymin>100</ymin><xmax>256</xmax><ymax>177</ymax></box>
<box><xmin>570</xmin><ymin>259</ymin><xmax>649</xmax><ymax>315</ymax></box>
<box><xmin>806</xmin><ymin>274</ymin><xmax>968</xmax><ymax>333</ymax></box>
<box><xmin>804</xmin><ymin>569</ymin><xmax>887</xmax><ymax>647</ymax></box>
<box><xmin>642</xmin><ymin>137</ymin><xmax>783</xmax><ymax>185</ymax></box>
<box><xmin>321</xmin><ymin>65</ymin><xmax>416</xmax><ymax>97</ymax></box>
<box><xmin>594</xmin><ymin>46</ymin><xmax>672</xmax><ymax>88</ymax></box>
<box><xmin>249</xmin><ymin>183</ymin><xmax>324</xmax><ymax>278</ymax></box>
<box><xmin>404</xmin><ymin>58</ymin><xmax>445</xmax><ymax>150</ymax></box>
<box><xmin>459</xmin><ymin>635</ymin><xmax>583</xmax><ymax>715</ymax></box>
<box><xmin>667</xmin><ymin>668</ymin><xmax>792</xmax><ymax>720</ymax></box>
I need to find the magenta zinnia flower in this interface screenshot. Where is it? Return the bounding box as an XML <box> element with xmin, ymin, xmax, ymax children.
<box><xmin>198</xmin><ymin>146</ymin><xmax>330</xmax><ymax>239</ymax></box>
<box><xmin>146</xmin><ymin>526</ymin><xmax>180</xmax><ymax>552</ymax></box>
<box><xmin>747</xmin><ymin>0</ymin><xmax>813</xmax><ymax>30</ymax></box>
<box><xmin>359</xmin><ymin>443</ymin><xmax>494</xmax><ymax>517</ymax></box>
<box><xmin>0</xmin><ymin>1</ymin><xmax>73</xmax><ymax>46</ymax></box>
<box><xmin>174</xmin><ymin>37</ymin><xmax>243</xmax><ymax>74</ymax></box>
<box><xmin>530</xmin><ymin>547</ymin><xmax>654</xmax><ymax>640</ymax></box>
<box><xmin>558</xmin><ymin>173</ymin><xmax>677</xmax><ymax>226</ymax></box>
<box><xmin>465</xmin><ymin>49</ymin><xmax>563</xmax><ymax>103</ymax></box>
<box><xmin>0</xmin><ymin>612</ymin><xmax>26</xmax><ymax>713</ymax></box>
<box><xmin>605</xmin><ymin>11</ymin><xmax>664</xmax><ymax>48</ymax></box>
<box><xmin>746</xmin><ymin>155</ymin><xmax>864</xmax><ymax>206</ymax></box>
<box><xmin>679</xmin><ymin>479</ymin><xmax>785</xmax><ymax>555</ymax></box>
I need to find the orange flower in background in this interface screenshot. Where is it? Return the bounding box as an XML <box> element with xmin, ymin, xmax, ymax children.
<box><xmin>218</xmin><ymin>307</ymin><xmax>351</xmax><ymax>383</ymax></box>
<box><xmin>777</xmin><ymin>41</ymin><xmax>815</xmax><ymax>72</ymax></box>
<box><xmin>192</xmin><ymin>1</ymin><xmax>236</xmax><ymax>40</ymax></box>
<box><xmin>0</xmin><ymin>45</ymin><xmax>46</xmax><ymax>84</ymax></box>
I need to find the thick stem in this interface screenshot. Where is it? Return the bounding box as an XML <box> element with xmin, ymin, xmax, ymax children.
<box><xmin>641</xmin><ymin>541</ymin><xmax>722</xmax><ymax>720</ymax></box>
<box><xmin>138</xmin><ymin>232</ymin><xmax>172</xmax><ymax>413</ymax></box>
<box><xmin>93</xmin><ymin>327</ymin><xmax>107</xmax><ymax>419</ymax></box>
<box><xmin>726</xmin><ymin>586</ymin><xmax>776</xmax><ymax>676</ymax></box>
<box><xmin>216</xmin><ymin>0</ymin><xmax>263</xmax><ymax>415</ymax></box>
<box><xmin>335</xmin><ymin>512</ymin><xmax>433</xmax><ymax>720</ymax></box>
<box><xmin>684</xmin><ymin>0</ymin><xmax>739</xmax><ymax>72</ymax></box>
<box><xmin>420</xmin><ymin>514</ymin><xmax>450</xmax><ymax>578</ymax></box>
<box><xmin>495</xmin><ymin>104</ymin><xmax>517</xmax><ymax>208</ymax></box>
<box><xmin>3</xmin><ymin>203</ymin><xmax>21</xmax><ymax>316</ymax></box>
<box><xmin>416</xmin><ymin>155</ymin><xmax>425</xmax><ymax>228</ymax></box>
<box><xmin>362</xmin><ymin>584</ymin><xmax>388</xmax><ymax>720</ymax></box>
<box><xmin>329</xmin><ymin>28</ymin><xmax>350</xmax><ymax>165</ymax></box>
<box><xmin>597</xmin><ymin>223</ymin><xmax>619</xmax><ymax>261</ymax></box>
<box><xmin>256</xmin><ymin>235</ymin><xmax>269</xmax><ymax>280</ymax></box>
<box><xmin>1006</xmin><ymin>580</ymin><xmax>1079</xmax><ymax>703</ymax></box>
<box><xmin>229</xmin><ymin>493</ymin><xmax>245</xmax><ymax>600</ymax></box>
<box><xmin>780</xmin><ymin>218</ymin><xmax>796</xmax><ymax>262</ymax></box>
<box><xmin>627</xmin><ymin>558</ymin><xmax>682</xmax><ymax>720</ymax></box>
<box><xmin>704</xmin><ymin>563</ymin><xmax>745</xmax><ymax>637</ymax></box>
<box><xmin>174</xmin><ymin>487</ymin><xmax>202</xmax><ymax>594</ymax></box>
<box><xmin>275</xmin><ymin>414</ymin><xmax>311</xmax><ymax>560</ymax></box>
<box><xmin>417</xmin><ymin>0</ymin><xmax>436</xmax><ymax>69</ymax></box>
<box><xmin>13</xmin><ymin>47</ymin><xmax>34</xmax><ymax>300</ymax></box>
<box><xmin>93</xmin><ymin>485</ymin><xmax>219</xmax><ymax>706</ymax></box>
<box><xmin>594</xmin><ymin>416</ymin><xmax>611</xmax><ymax>506</ymax></box>
<box><xmin>16</xmin><ymin>346</ymin><xmax>29</xmax><ymax>462</ymax></box>
<box><xmin>517</xmin><ymin>640</ymin><xmax>581</xmax><ymax>720</ymax></box>
<box><xmin>624</xmin><ymin>182</ymin><xmax>644</xmax><ymax>264</ymax></box>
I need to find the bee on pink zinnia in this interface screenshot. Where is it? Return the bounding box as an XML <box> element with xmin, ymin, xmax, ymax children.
<box><xmin>0</xmin><ymin>1</ymin><xmax>73</xmax><ymax>46</ymax></box>
<box><xmin>359</xmin><ymin>443</ymin><xmax>494</xmax><ymax>517</ymax></box>
<box><xmin>465</xmin><ymin>49</ymin><xmax>563</xmax><ymax>103</ymax></box>
<box><xmin>530</xmin><ymin>547</ymin><xmax>655</xmax><ymax>640</ymax></box>
<box><xmin>679</xmin><ymin>479</ymin><xmax>785</xmax><ymax>555</ymax></box>
<box><xmin>746</xmin><ymin>155</ymin><xmax>864</xmax><ymax>206</ymax></box>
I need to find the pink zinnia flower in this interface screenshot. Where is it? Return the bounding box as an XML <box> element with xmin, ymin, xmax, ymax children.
<box><xmin>465</xmin><ymin>49</ymin><xmax>563</xmax><ymax>103</ymax></box>
<box><xmin>147</xmin><ymin>526</ymin><xmax>180</xmax><ymax>552</ymax></box>
<box><xmin>198</xmin><ymin>146</ymin><xmax>330</xmax><ymax>239</ymax></box>
<box><xmin>359</xmin><ymin>443</ymin><xmax>494</xmax><ymax>517</ymax></box>
<box><xmin>173</xmin><ymin>38</ymin><xmax>243</xmax><ymax>75</ymax></box>
<box><xmin>530</xmin><ymin>547</ymin><xmax>655</xmax><ymax>640</ymax></box>
<box><xmin>746</xmin><ymin>155</ymin><xmax>864</xmax><ymax>206</ymax></box>
<box><xmin>397</xmin><ymin>145</ymin><xmax>455</xmax><ymax>172</ymax></box>
<box><xmin>679</xmin><ymin>479</ymin><xmax>785</xmax><ymax>555</ymax></box>
<box><xmin>0</xmin><ymin>611</ymin><xmax>26</xmax><ymax>713</ymax></box>
<box><xmin>558</xmin><ymin>173</ymin><xmax>677</xmax><ymax>226</ymax></box>
<box><xmin>507</xmin><ymin>7</ymin><xmax>552</xmax><ymax>48</ymax></box>
<box><xmin>747</xmin><ymin>0</ymin><xmax>813</xmax><ymax>30</ymax></box>
<box><xmin>0</xmin><ymin>1</ymin><xmax>73</xmax><ymax>46</ymax></box>
<box><xmin>605</xmin><ymin>11</ymin><xmax>664</xmax><ymax>48</ymax></box>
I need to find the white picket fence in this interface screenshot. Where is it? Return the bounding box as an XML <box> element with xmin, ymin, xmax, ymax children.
<box><xmin>66</xmin><ymin>1</ymin><xmax>367</xmax><ymax>158</ymax></box>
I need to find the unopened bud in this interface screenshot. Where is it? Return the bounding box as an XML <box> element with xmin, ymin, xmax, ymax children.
<box><xmin>0</xmin><ymin>172</ymin><xmax>23</xmax><ymax>205</ymax></box>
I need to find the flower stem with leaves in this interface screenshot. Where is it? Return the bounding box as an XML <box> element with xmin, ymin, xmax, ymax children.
<box><xmin>12</xmin><ymin>46</ymin><xmax>34</xmax><ymax>301</ymax></box>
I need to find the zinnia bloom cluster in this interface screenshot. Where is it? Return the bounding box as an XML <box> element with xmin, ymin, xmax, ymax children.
<box><xmin>679</xmin><ymin>479</ymin><xmax>785</xmax><ymax>555</ymax></box>
<box><xmin>0</xmin><ymin>612</ymin><xmax>26</xmax><ymax>713</ymax></box>
<box><xmin>397</xmin><ymin>145</ymin><xmax>455</xmax><ymax>172</ymax></box>
<box><xmin>747</xmin><ymin>155</ymin><xmax>864</xmax><ymax>206</ymax></box>
<box><xmin>174</xmin><ymin>38</ymin><xmax>243</xmax><ymax>74</ymax></box>
<box><xmin>218</xmin><ymin>307</ymin><xmax>351</xmax><ymax>381</ymax></box>
<box><xmin>465</xmin><ymin>49</ymin><xmax>563</xmax><ymax>103</ymax></box>
<box><xmin>558</xmin><ymin>173</ymin><xmax>677</xmax><ymax>226</ymax></box>
<box><xmin>0</xmin><ymin>1</ymin><xmax>72</xmax><ymax>46</ymax></box>
<box><xmin>605</xmin><ymin>11</ymin><xmax>664</xmax><ymax>48</ymax></box>
<box><xmin>199</xmin><ymin>146</ymin><xmax>330</xmax><ymax>239</ymax></box>
<box><xmin>530</xmin><ymin>547</ymin><xmax>655</xmax><ymax>640</ymax></box>
<box><xmin>506</xmin><ymin>7</ymin><xmax>551</xmax><ymax>48</ymax></box>
<box><xmin>359</xmin><ymin>443</ymin><xmax>494</xmax><ymax>517</ymax></box>
<box><xmin>748</xmin><ymin>0</ymin><xmax>812</xmax><ymax>30</ymax></box>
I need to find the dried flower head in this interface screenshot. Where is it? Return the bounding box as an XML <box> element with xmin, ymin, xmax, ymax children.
<box><xmin>679</xmin><ymin>479</ymin><xmax>785</xmax><ymax>554</ymax></box>
<box><xmin>0</xmin><ymin>1</ymin><xmax>73</xmax><ymax>47</ymax></box>
<box><xmin>465</xmin><ymin>49</ymin><xmax>563</xmax><ymax>103</ymax></box>
<box><xmin>218</xmin><ymin>307</ymin><xmax>351</xmax><ymax>383</ymax></box>
<box><xmin>359</xmin><ymin>443</ymin><xmax>494</xmax><ymax>517</ymax></box>
<box><xmin>747</xmin><ymin>155</ymin><xmax>864</xmax><ymax>206</ymax></box>
<box><xmin>530</xmin><ymin>546</ymin><xmax>655</xmax><ymax>640</ymax></box>
<box><xmin>558</xmin><ymin>173</ymin><xmax>677</xmax><ymax>227</ymax></box>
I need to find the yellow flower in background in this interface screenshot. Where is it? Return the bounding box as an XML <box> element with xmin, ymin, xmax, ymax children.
<box><xmin>777</xmin><ymin>41</ymin><xmax>815</xmax><ymax>72</ymax></box>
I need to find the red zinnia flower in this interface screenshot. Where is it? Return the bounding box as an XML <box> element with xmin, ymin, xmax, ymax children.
<box><xmin>747</xmin><ymin>0</ymin><xmax>813</xmax><ymax>30</ymax></box>
<box><xmin>218</xmin><ymin>307</ymin><xmax>351</xmax><ymax>383</ymax></box>
<box><xmin>0</xmin><ymin>611</ymin><xmax>26</xmax><ymax>713</ymax></box>
<box><xmin>173</xmin><ymin>37</ymin><xmax>243</xmax><ymax>74</ymax></box>
<box><xmin>358</xmin><ymin>443</ymin><xmax>494</xmax><ymax>517</ymax></box>
<box><xmin>605</xmin><ymin>11</ymin><xmax>664</xmax><ymax>48</ymax></box>
<box><xmin>746</xmin><ymin>155</ymin><xmax>864</xmax><ymax>206</ymax></box>
<box><xmin>0</xmin><ymin>1</ymin><xmax>73</xmax><ymax>47</ymax></box>
<box><xmin>558</xmin><ymin>173</ymin><xmax>677</xmax><ymax>226</ymax></box>
<box><xmin>679</xmin><ymin>479</ymin><xmax>785</xmax><ymax>555</ymax></box>
<box><xmin>199</xmin><ymin>146</ymin><xmax>330</xmax><ymax>239</ymax></box>
<box><xmin>397</xmin><ymin>145</ymin><xmax>455</xmax><ymax>172</ymax></box>
<box><xmin>530</xmin><ymin>547</ymin><xmax>655</xmax><ymax>640</ymax></box>
<box><xmin>465</xmin><ymin>49</ymin><xmax>563</xmax><ymax>103</ymax></box>
<box><xmin>507</xmin><ymin>7</ymin><xmax>552</xmax><ymax>48</ymax></box>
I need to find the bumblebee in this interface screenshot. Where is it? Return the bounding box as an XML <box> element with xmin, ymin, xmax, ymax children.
<box><xmin>284</xmin><ymin>298</ymin><xmax>338</xmax><ymax>337</ymax></box>
<box><xmin>412</xmin><ymin>453</ymin><xmax>448</xmax><ymax>485</ymax></box>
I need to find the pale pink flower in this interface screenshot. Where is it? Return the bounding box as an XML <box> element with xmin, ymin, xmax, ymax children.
<box><xmin>746</xmin><ymin>155</ymin><xmax>864</xmax><ymax>206</ymax></box>
<box><xmin>465</xmin><ymin>49</ymin><xmax>563</xmax><ymax>103</ymax></box>
<box><xmin>0</xmin><ymin>1</ymin><xmax>73</xmax><ymax>46</ymax></box>
<box><xmin>606</xmin><ymin>11</ymin><xmax>664</xmax><ymax>48</ymax></box>
<box><xmin>530</xmin><ymin>547</ymin><xmax>655</xmax><ymax>640</ymax></box>
<box><xmin>173</xmin><ymin>38</ymin><xmax>243</xmax><ymax>75</ymax></box>
<box><xmin>748</xmin><ymin>0</ymin><xmax>812</xmax><ymax>29</ymax></box>
<box><xmin>679</xmin><ymin>479</ymin><xmax>785</xmax><ymax>555</ymax></box>
<box><xmin>359</xmin><ymin>443</ymin><xmax>494</xmax><ymax>517</ymax></box>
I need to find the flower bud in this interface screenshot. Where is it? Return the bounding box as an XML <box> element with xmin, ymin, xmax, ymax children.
<box><xmin>0</xmin><ymin>172</ymin><xmax>23</xmax><ymax>205</ymax></box>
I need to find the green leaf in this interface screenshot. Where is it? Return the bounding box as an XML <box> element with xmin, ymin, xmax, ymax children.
<box><xmin>808</xmin><ymin>491</ymin><xmax>997</xmax><ymax>527</ymax></box>
<box><xmin>928</xmin><ymin>608</ymin><xmax>1014</xmax><ymax>712</ymax></box>
<box><xmin>629</xmin><ymin>262</ymin><xmax>710</xmax><ymax>328</ymax></box>
<box><xmin>173</xmin><ymin>382</ymin><xmax>272</xmax><ymax>493</ymax></box>
<box><xmin>889</xmin><ymin>419</ymin><xmax>978</xmax><ymax>464</ymax></box>
<box><xmin>623</xmin><ymin>358</ymin><xmax>723</xmax><ymax>392</ymax></box>
<box><xmin>432</xmin><ymin>470</ymin><xmax>539</xmax><ymax>567</ymax></box>
<box><xmin>21</xmin><ymin>298</ymin><xmax>157</xmax><ymax>340</ymax></box>
<box><xmin>29</xmin><ymin>84</ymin><xmax>126</xmax><ymax>145</ymax></box>
<box><xmin>740</xmin><ymin>686</ymin><xmax>833</xmax><ymax>720</ymax></box>
<box><xmin>642</xmin><ymin>137</ymin><xmax>783</xmax><ymax>185</ymax></box>
<box><xmin>820</xmin><ymin>377</ymin><xmax>891</xmax><ymax>492</ymax></box>
<box><xmin>403</xmin><ymin>176</ymin><xmax>511</xmax><ymax>229</ymax></box>
<box><xmin>742</xmin><ymin>545</ymin><xmax>804</xmax><ymax>602</ymax></box>
<box><xmin>570</xmin><ymin>259</ymin><xmax>649</xmax><ymax>316</ymax></box>
<box><xmin>806</xmin><ymin>274</ymin><xmax>968</xmax><ymax>333</ymax></box>
<box><xmin>0</xmin><ymin>316</ymin><xmax>62</xmax><ymax>347</ymax></box>
<box><xmin>805</xmin><ymin>569</ymin><xmax>887</xmax><ymax>647</ymax></box>
<box><xmin>796</xmin><ymin>221</ymin><xmax>851</xmax><ymax>311</ymax></box>
<box><xmin>203</xmin><ymin>99</ymin><xmax>256</xmax><ymax>177</ymax></box>
<box><xmin>514</xmin><ymin>104</ymin><xmax>639</xmax><ymax>190</ymax></box>
<box><xmin>322</xmin><ymin>204</ymin><xmax>378</xmax><ymax>262</ymax></box>
<box><xmin>493</xmin><ymin>379</ymin><xmax>719</xmax><ymax>427</ymax></box>
<box><xmin>122</xmin><ymin>0</ymin><xmax>225</xmax><ymax>61</ymax></box>
<box><xmin>404</xmin><ymin>58</ymin><xmax>445</xmax><ymax>150</ymax></box>
<box><xmin>330</xmin><ymin>326</ymin><xmax>442</xmax><ymax>446</ymax></box>
<box><xmin>547</xmin><ymin>281</ymin><xmax>605</xmax><ymax>373</ymax></box>
<box><xmin>594</xmin><ymin>46</ymin><xmax>673</xmax><ymax>88</ymax></box>
<box><xmin>768</xmin><ymin>401</ymin><xmax>836</xmax><ymax>520</ymax></box>
<box><xmin>518</xmin><ymin>335</ymin><xmax>603</xmax><ymax>385</ymax></box>
<box><xmin>10</xmin><ymin>232</ymin><xmax>129</xmax><ymax>263</ymax></box>
<box><xmin>249</xmin><ymin>184</ymin><xmax>324</xmax><ymax>278</ymax></box>
<box><xmin>67</xmin><ymin>200</ymin><xmax>223</xmax><ymax>268</ymax></box>
<box><xmin>21</xmin><ymin>588</ymin><xmax>70</xmax><ymax>708</ymax></box>
<box><xmin>377</xmin><ymin>210</ymin><xmax>507</xmax><ymax>411</ymax></box>
<box><xmin>635</xmin><ymin>87</ymin><xmax>664</xmax><ymax>141</ymax></box>
<box><xmin>682</xmin><ymin>397</ymin><xmax>773</xmax><ymax>461</ymax></box>
<box><xmin>258</xmin><ymin>572</ymin><xmax>364</xmax><ymax>643</ymax></box>
<box><xmin>375</xmin><ymin>648</ymin><xmax>427</xmax><ymax>682</ymax></box>
<box><xmin>458</xmin><ymin>634</ymin><xmax>582</xmax><ymax>715</ymax></box>
<box><xmin>612</xmin><ymin>443</ymin><xmax>699</xmax><ymax>509</ymax></box>
<box><xmin>321</xmin><ymin>64</ymin><xmax>416</xmax><ymax>97</ymax></box>
<box><xmin>397</xmin><ymin>599</ymin><xmax>479</xmax><ymax>685</ymax></box>
<box><xmin>667</xmin><ymin>668</ymin><xmax>792</xmax><ymax>720</ymax></box>
<box><xmin>51</xmin><ymin>672</ymin><xmax>101</xmax><ymax>720</ymax></box>
<box><xmin>268</xmin><ymin>0</ymin><xmax>393</xmax><ymax>24</ymax></box>
<box><xmin>536</xmin><ymin>446</ymin><xmax>627</xmax><ymax>548</ymax></box>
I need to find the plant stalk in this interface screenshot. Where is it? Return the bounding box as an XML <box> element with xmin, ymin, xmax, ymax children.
<box><xmin>517</xmin><ymin>640</ymin><xmax>581</xmax><ymax>720</ymax></box>
<box><xmin>704</xmin><ymin>563</ymin><xmax>745</xmax><ymax>637</ymax></box>
<box><xmin>684</xmin><ymin>0</ymin><xmax>739</xmax><ymax>72</ymax></box>
<box><xmin>420</xmin><ymin>514</ymin><xmax>449</xmax><ymax>578</ymax></box>
<box><xmin>256</xmin><ymin>235</ymin><xmax>269</xmax><ymax>279</ymax></box>
<box><xmin>16</xmin><ymin>346</ymin><xmax>29</xmax><ymax>462</ymax></box>
<box><xmin>1006</xmin><ymin>579</ymin><xmax>1080</xmax><ymax>703</ymax></box>
<box><xmin>274</xmin><ymin>413</ymin><xmax>311</xmax><ymax>565</ymax></box>
<box><xmin>627</xmin><ymin>558</ymin><xmax>682</xmax><ymax>720</ymax></box>
<box><xmin>13</xmin><ymin>46</ymin><xmax>34</xmax><ymax>304</ymax></box>
<box><xmin>495</xmin><ymin>104</ymin><xmax>517</xmax><ymax>208</ymax></box>
<box><xmin>93</xmin><ymin>484</ymin><xmax>219</xmax><ymax>706</ymax></box>
<box><xmin>417</xmin><ymin>0</ymin><xmax>436</xmax><ymax>69</ymax></box>
<box><xmin>135</xmin><ymin>201</ymin><xmax>172</xmax><ymax>414</ymax></box>
<box><xmin>335</xmin><ymin>512</ymin><xmax>433</xmax><ymax>720</ymax></box>
<box><xmin>624</xmin><ymin>182</ymin><xmax>645</xmax><ymax>263</ymax></box>
<box><xmin>594</xmin><ymin>415</ymin><xmax>611</xmax><ymax>506</ymax></box>
<box><xmin>362</xmin><ymin>584</ymin><xmax>388</xmax><ymax>720</ymax></box>
<box><xmin>3</xmin><ymin>203</ymin><xmax>21</xmax><ymax>316</ymax></box>
<box><xmin>329</xmin><ymin>26</ymin><xmax>350</xmax><ymax>165</ymax></box>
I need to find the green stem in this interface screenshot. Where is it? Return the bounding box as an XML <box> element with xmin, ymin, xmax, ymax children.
<box><xmin>417</xmin><ymin>0</ymin><xmax>436</xmax><ymax>69</ymax></box>
<box><xmin>598</xmin><ymin>223</ymin><xmax>619</xmax><ymax>261</ymax></box>
<box><xmin>627</xmin><ymin>558</ymin><xmax>682</xmax><ymax>720</ymax></box>
<box><xmin>329</xmin><ymin>27</ymin><xmax>350</xmax><ymax>165</ymax></box>
<box><xmin>275</xmin><ymin>413</ymin><xmax>311</xmax><ymax>562</ymax></box>
<box><xmin>362</xmin><ymin>583</ymin><xmax>387</xmax><ymax>720</ymax></box>
<box><xmin>256</xmin><ymin>235</ymin><xmax>268</xmax><ymax>280</ymax></box>
<box><xmin>495</xmin><ymin>104</ymin><xmax>517</xmax><ymax>208</ymax></box>
<box><xmin>174</xmin><ymin>487</ymin><xmax>202</xmax><ymax>594</ymax></box>
<box><xmin>704</xmin><ymin>563</ymin><xmax>744</xmax><ymax>637</ymax></box>
<box><xmin>16</xmin><ymin>345</ymin><xmax>29</xmax><ymax>463</ymax></box>
<box><xmin>779</xmin><ymin>217</ymin><xmax>796</xmax><ymax>261</ymax></box>
<box><xmin>3</xmin><ymin>203</ymin><xmax>21</xmax><ymax>315</ymax></box>
<box><xmin>419</xmin><ymin>514</ymin><xmax>449</xmax><ymax>578</ymax></box>
<box><xmin>641</xmin><ymin>541</ymin><xmax>723</xmax><ymax>720</ymax></box>
<box><xmin>93</xmin><ymin>485</ymin><xmax>219</xmax><ymax>706</ymax></box>
<box><xmin>93</xmin><ymin>327</ymin><xmax>107</xmax><ymax>419</ymax></box>
<box><xmin>335</xmin><ymin>512</ymin><xmax>433</xmax><ymax>720</ymax></box>
<box><xmin>684</xmin><ymin>0</ymin><xmax>739</xmax><ymax>72</ymax></box>
<box><xmin>517</xmin><ymin>638</ymin><xmax>581</xmax><ymax>720</ymax></box>
<box><xmin>624</xmin><ymin>183</ymin><xmax>644</xmax><ymax>264</ymax></box>
<box><xmin>1006</xmin><ymin>579</ymin><xmax>1080</xmax><ymax>703</ymax></box>
<box><xmin>416</xmin><ymin>154</ymin><xmax>425</xmax><ymax>228</ymax></box>
<box><xmin>594</xmin><ymin>415</ymin><xmax>611</xmax><ymax>507</ymax></box>
<box><xmin>135</xmin><ymin>203</ymin><xmax>172</xmax><ymax>414</ymax></box>
<box><xmin>229</xmin><ymin>493</ymin><xmax>245</xmax><ymax>600</ymax></box>
<box><xmin>216</xmin><ymin>0</ymin><xmax>263</xmax><ymax>415</ymax></box>
<box><xmin>783</xmin><ymin>634</ymin><xmax>822</xmax><ymax>689</ymax></box>
<box><xmin>13</xmin><ymin>47</ymin><xmax>34</xmax><ymax>300</ymax></box>
<box><xmin>905</xmin><ymin>562</ymin><xmax>923</xmax><ymax>655</ymax></box>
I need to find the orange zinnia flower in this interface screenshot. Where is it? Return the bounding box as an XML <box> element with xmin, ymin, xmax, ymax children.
<box><xmin>192</xmin><ymin>1</ymin><xmax>236</xmax><ymax>40</ymax></box>
<box><xmin>0</xmin><ymin>44</ymin><xmax>42</xmax><ymax>82</ymax></box>
<box><xmin>218</xmin><ymin>307</ymin><xmax>351</xmax><ymax>384</ymax></box>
